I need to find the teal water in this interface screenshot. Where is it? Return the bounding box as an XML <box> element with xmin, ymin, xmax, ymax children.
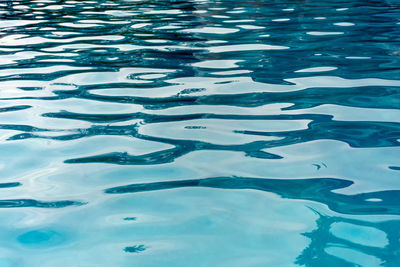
<box><xmin>0</xmin><ymin>0</ymin><xmax>400</xmax><ymax>266</ymax></box>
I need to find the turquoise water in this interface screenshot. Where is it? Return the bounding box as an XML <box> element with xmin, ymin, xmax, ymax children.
<box><xmin>0</xmin><ymin>0</ymin><xmax>400</xmax><ymax>266</ymax></box>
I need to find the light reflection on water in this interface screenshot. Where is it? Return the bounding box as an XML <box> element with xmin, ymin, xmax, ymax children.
<box><xmin>0</xmin><ymin>0</ymin><xmax>399</xmax><ymax>266</ymax></box>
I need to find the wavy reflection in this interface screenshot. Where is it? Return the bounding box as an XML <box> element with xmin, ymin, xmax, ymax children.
<box><xmin>0</xmin><ymin>199</ymin><xmax>83</xmax><ymax>208</ymax></box>
<box><xmin>105</xmin><ymin>177</ymin><xmax>400</xmax><ymax>216</ymax></box>
<box><xmin>0</xmin><ymin>0</ymin><xmax>399</xmax><ymax>265</ymax></box>
<box><xmin>297</xmin><ymin>210</ymin><xmax>400</xmax><ymax>266</ymax></box>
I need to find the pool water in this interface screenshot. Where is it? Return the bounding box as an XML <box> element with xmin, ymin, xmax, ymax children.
<box><xmin>0</xmin><ymin>0</ymin><xmax>399</xmax><ymax>266</ymax></box>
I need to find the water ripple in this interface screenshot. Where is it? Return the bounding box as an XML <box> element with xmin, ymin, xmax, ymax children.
<box><xmin>0</xmin><ymin>0</ymin><xmax>399</xmax><ymax>265</ymax></box>
<box><xmin>104</xmin><ymin>176</ymin><xmax>400</xmax><ymax>215</ymax></box>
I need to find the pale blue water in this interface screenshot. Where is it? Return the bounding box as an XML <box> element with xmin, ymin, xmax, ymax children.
<box><xmin>0</xmin><ymin>0</ymin><xmax>399</xmax><ymax>266</ymax></box>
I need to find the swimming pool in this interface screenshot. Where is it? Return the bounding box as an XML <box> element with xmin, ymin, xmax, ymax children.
<box><xmin>0</xmin><ymin>0</ymin><xmax>399</xmax><ymax>266</ymax></box>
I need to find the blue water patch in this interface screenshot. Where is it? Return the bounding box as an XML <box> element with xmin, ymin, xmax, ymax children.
<box><xmin>0</xmin><ymin>0</ymin><xmax>399</xmax><ymax>266</ymax></box>
<box><xmin>17</xmin><ymin>229</ymin><xmax>65</xmax><ymax>248</ymax></box>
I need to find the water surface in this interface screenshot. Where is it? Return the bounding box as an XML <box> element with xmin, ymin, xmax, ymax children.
<box><xmin>0</xmin><ymin>0</ymin><xmax>399</xmax><ymax>266</ymax></box>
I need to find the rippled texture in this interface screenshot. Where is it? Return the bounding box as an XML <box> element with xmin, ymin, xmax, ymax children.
<box><xmin>0</xmin><ymin>0</ymin><xmax>399</xmax><ymax>266</ymax></box>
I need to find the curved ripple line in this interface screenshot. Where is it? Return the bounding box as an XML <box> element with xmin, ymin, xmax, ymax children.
<box><xmin>105</xmin><ymin>177</ymin><xmax>400</xmax><ymax>216</ymax></box>
<box><xmin>0</xmin><ymin>199</ymin><xmax>84</xmax><ymax>208</ymax></box>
